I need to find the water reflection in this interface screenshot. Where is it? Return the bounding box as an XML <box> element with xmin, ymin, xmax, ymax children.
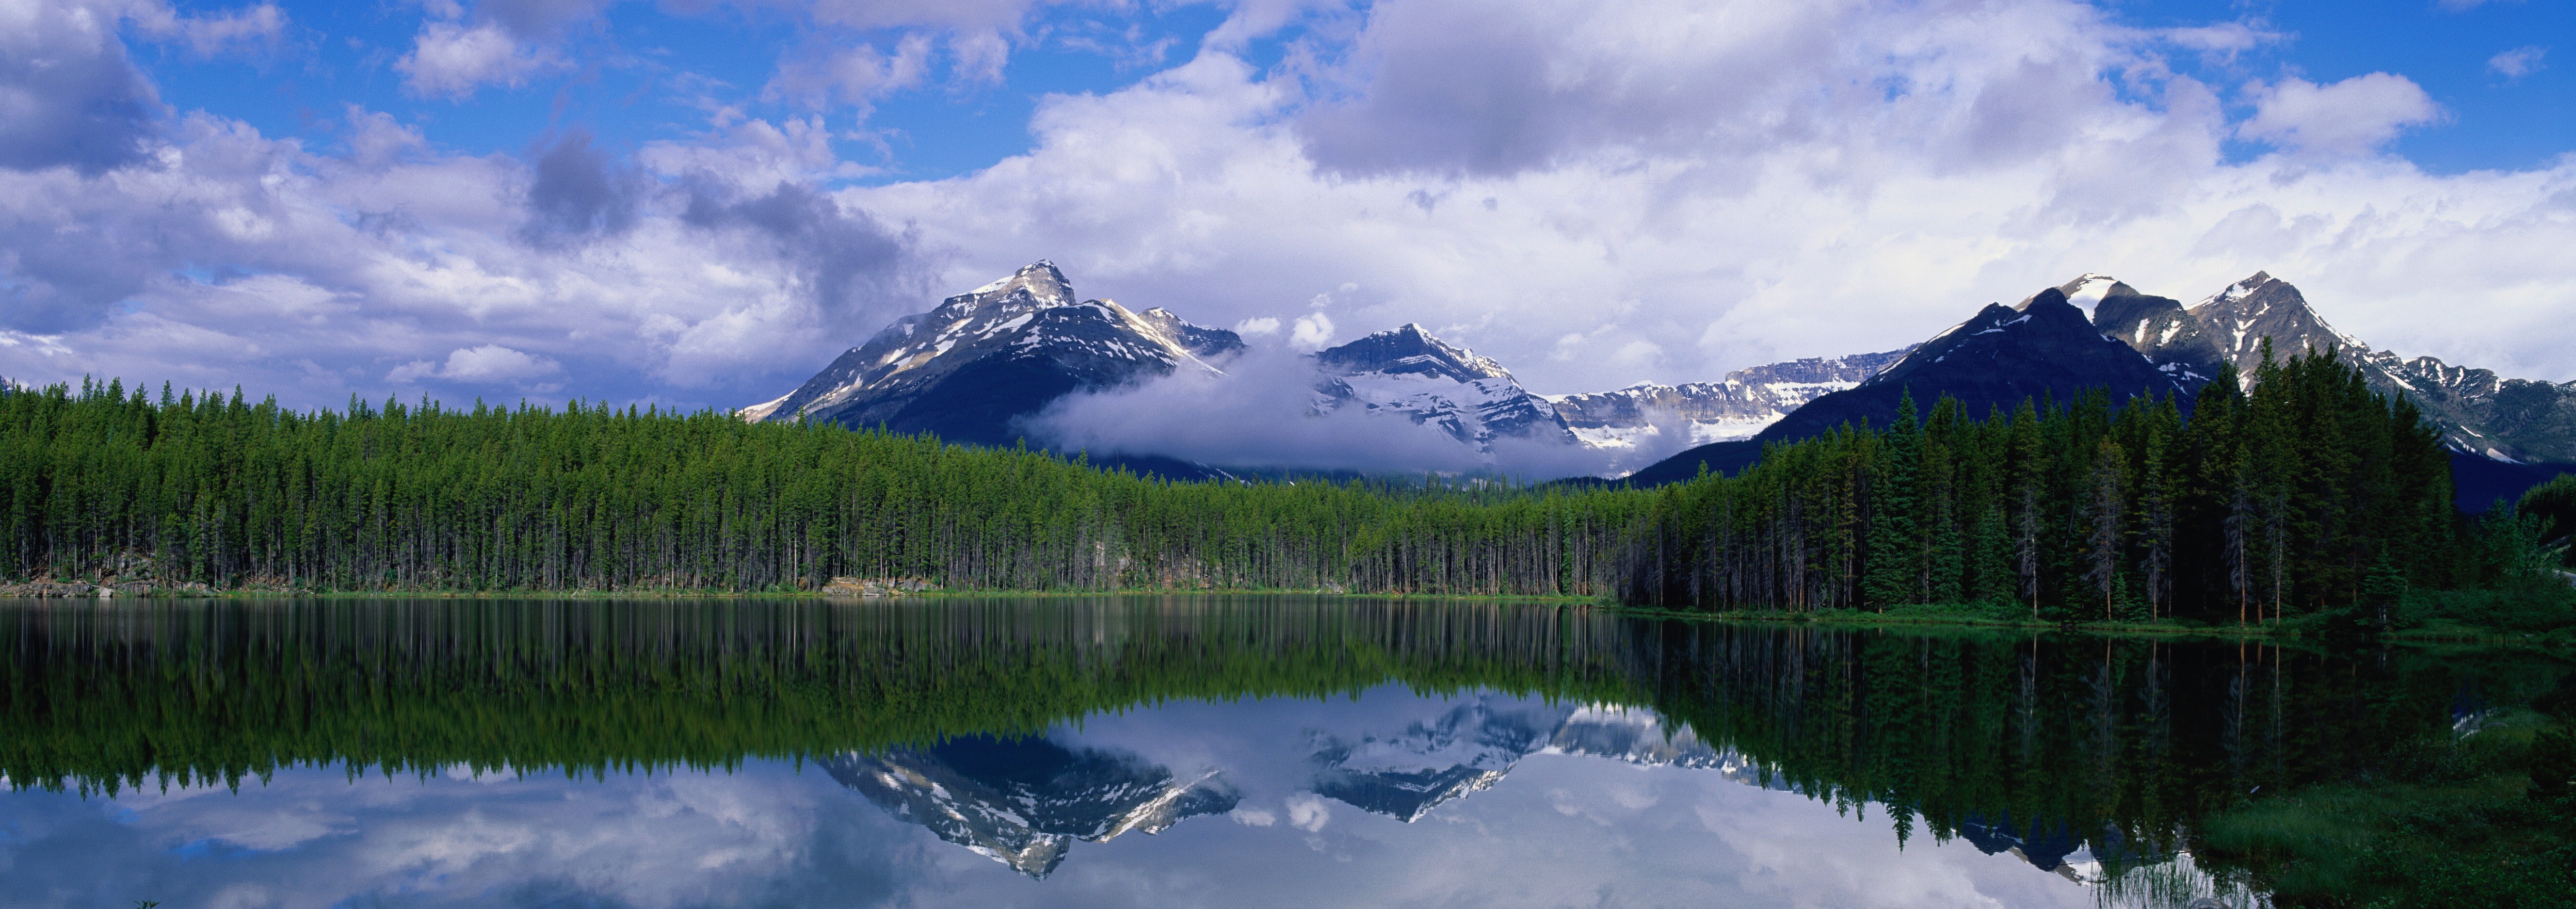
<box><xmin>0</xmin><ymin>597</ymin><xmax>2548</xmax><ymax>907</ymax></box>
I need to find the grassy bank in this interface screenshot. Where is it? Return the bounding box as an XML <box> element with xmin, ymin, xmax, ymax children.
<box><xmin>2196</xmin><ymin>703</ymin><xmax>2576</xmax><ymax>908</ymax></box>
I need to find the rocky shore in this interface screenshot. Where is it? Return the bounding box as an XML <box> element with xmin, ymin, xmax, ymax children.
<box><xmin>820</xmin><ymin>576</ymin><xmax>941</xmax><ymax>598</ymax></box>
<box><xmin>0</xmin><ymin>579</ymin><xmax>216</xmax><ymax>598</ymax></box>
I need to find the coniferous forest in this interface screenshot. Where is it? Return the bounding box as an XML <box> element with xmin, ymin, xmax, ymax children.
<box><xmin>2</xmin><ymin>348</ymin><xmax>2567</xmax><ymax>628</ymax></box>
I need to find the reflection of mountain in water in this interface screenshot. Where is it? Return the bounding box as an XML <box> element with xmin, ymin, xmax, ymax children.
<box><xmin>1310</xmin><ymin>698</ymin><xmax>1783</xmax><ymax>822</ymax></box>
<box><xmin>827</xmin><ymin>700</ymin><xmax>1777</xmax><ymax>875</ymax></box>
<box><xmin>821</xmin><ymin>736</ymin><xmax>1237</xmax><ymax>877</ymax></box>
<box><xmin>1960</xmin><ymin>814</ymin><xmax>2097</xmax><ymax>883</ymax></box>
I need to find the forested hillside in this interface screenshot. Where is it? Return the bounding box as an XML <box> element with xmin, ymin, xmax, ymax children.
<box><xmin>0</xmin><ymin>348</ymin><xmax>2560</xmax><ymax>624</ymax></box>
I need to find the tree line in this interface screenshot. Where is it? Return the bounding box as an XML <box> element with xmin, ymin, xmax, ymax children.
<box><xmin>0</xmin><ymin>346</ymin><xmax>2558</xmax><ymax>622</ymax></box>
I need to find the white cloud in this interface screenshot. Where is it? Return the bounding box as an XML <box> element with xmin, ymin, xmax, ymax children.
<box><xmin>6</xmin><ymin>0</ymin><xmax>2576</xmax><ymax>432</ymax></box>
<box><xmin>2237</xmin><ymin>73</ymin><xmax>2442</xmax><ymax>158</ymax></box>
<box><xmin>390</xmin><ymin>344</ymin><xmax>561</xmax><ymax>384</ymax></box>
<box><xmin>1234</xmin><ymin>316</ymin><xmax>1281</xmax><ymax>336</ymax></box>
<box><xmin>129</xmin><ymin>1</ymin><xmax>288</xmax><ymax>57</ymax></box>
<box><xmin>1287</xmin><ymin>312</ymin><xmax>1335</xmax><ymax>350</ymax></box>
<box><xmin>767</xmin><ymin>33</ymin><xmax>936</xmax><ymax>113</ymax></box>
<box><xmin>1283</xmin><ymin>793</ymin><xmax>1331</xmax><ymax>832</ymax></box>
<box><xmin>396</xmin><ymin>20</ymin><xmax>563</xmax><ymax>99</ymax></box>
<box><xmin>2489</xmin><ymin>45</ymin><xmax>2547</xmax><ymax>80</ymax></box>
<box><xmin>846</xmin><ymin>1</ymin><xmax>2575</xmax><ymax>394</ymax></box>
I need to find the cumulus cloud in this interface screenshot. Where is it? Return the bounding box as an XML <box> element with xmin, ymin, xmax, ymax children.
<box><xmin>0</xmin><ymin>99</ymin><xmax>922</xmax><ymax>406</ymax></box>
<box><xmin>0</xmin><ymin>0</ymin><xmax>165</xmax><ymax>174</ymax></box>
<box><xmin>767</xmin><ymin>33</ymin><xmax>936</xmax><ymax>113</ymax></box>
<box><xmin>2237</xmin><ymin>73</ymin><xmax>2442</xmax><ymax>158</ymax></box>
<box><xmin>7</xmin><ymin>0</ymin><xmax>2576</xmax><ymax>431</ymax></box>
<box><xmin>847</xmin><ymin>0</ymin><xmax>2576</xmax><ymax>395</ymax></box>
<box><xmin>680</xmin><ymin>179</ymin><xmax>918</xmax><ymax>341</ymax></box>
<box><xmin>1287</xmin><ymin>312</ymin><xmax>1335</xmax><ymax>350</ymax></box>
<box><xmin>389</xmin><ymin>344</ymin><xmax>562</xmax><ymax>383</ymax></box>
<box><xmin>397</xmin><ymin>20</ymin><xmax>564</xmax><ymax>98</ymax></box>
<box><xmin>2488</xmin><ymin>46</ymin><xmax>2547</xmax><ymax>80</ymax></box>
<box><xmin>522</xmin><ymin>127</ymin><xmax>643</xmax><ymax>244</ymax></box>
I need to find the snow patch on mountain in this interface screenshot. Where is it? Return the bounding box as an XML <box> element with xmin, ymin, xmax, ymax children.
<box><xmin>1550</xmin><ymin>350</ymin><xmax>1912</xmax><ymax>453</ymax></box>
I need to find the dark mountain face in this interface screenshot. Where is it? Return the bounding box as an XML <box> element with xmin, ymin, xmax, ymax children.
<box><xmin>1625</xmin><ymin>286</ymin><xmax>2182</xmax><ymax>485</ymax></box>
<box><xmin>741</xmin><ymin>261</ymin><xmax>1243</xmax><ymax>452</ymax></box>
<box><xmin>2090</xmin><ymin>284</ymin><xmax>2226</xmax><ymax>392</ymax></box>
<box><xmin>1760</xmin><ymin>287</ymin><xmax>2175</xmax><ymax>441</ymax></box>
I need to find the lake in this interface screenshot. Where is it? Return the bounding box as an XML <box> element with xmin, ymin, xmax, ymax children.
<box><xmin>0</xmin><ymin>596</ymin><xmax>2560</xmax><ymax>908</ymax></box>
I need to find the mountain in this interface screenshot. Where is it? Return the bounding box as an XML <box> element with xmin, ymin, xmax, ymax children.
<box><xmin>821</xmin><ymin>735</ymin><xmax>1239</xmax><ymax>878</ymax></box>
<box><xmin>1625</xmin><ymin>283</ymin><xmax>2181</xmax><ymax>486</ymax></box>
<box><xmin>2080</xmin><ymin>275</ymin><xmax>2227</xmax><ymax>391</ymax></box>
<box><xmin>1547</xmin><ymin>349</ymin><xmax>1913</xmax><ymax>450</ymax></box>
<box><xmin>2097</xmin><ymin>270</ymin><xmax>2576</xmax><ymax>465</ymax></box>
<box><xmin>741</xmin><ymin>262</ymin><xmax>1243</xmax><ymax>450</ymax></box>
<box><xmin>2091</xmin><ymin>270</ymin><xmax>2576</xmax><ymax>505</ymax></box>
<box><xmin>1308</xmin><ymin>698</ymin><xmax>1772</xmax><ymax>822</ymax></box>
<box><xmin>1310</xmin><ymin>324</ymin><xmax>1581</xmax><ymax>451</ymax></box>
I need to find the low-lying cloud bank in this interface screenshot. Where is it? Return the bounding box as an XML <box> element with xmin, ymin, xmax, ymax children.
<box><xmin>1020</xmin><ymin>345</ymin><xmax>1703</xmax><ymax>479</ymax></box>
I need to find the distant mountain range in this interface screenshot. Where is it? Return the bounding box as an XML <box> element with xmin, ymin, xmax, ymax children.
<box><xmin>1626</xmin><ymin>271</ymin><xmax>2576</xmax><ymax>503</ymax></box>
<box><xmin>741</xmin><ymin>262</ymin><xmax>2576</xmax><ymax>503</ymax></box>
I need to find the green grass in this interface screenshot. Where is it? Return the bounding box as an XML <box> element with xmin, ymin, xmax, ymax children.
<box><xmin>2196</xmin><ymin>709</ymin><xmax>2576</xmax><ymax>908</ymax></box>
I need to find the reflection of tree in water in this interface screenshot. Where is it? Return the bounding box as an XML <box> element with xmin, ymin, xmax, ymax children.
<box><xmin>3</xmin><ymin>597</ymin><xmax>2561</xmax><ymax>901</ymax></box>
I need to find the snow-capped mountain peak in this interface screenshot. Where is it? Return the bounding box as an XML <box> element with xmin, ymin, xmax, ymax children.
<box><xmin>966</xmin><ymin>260</ymin><xmax>1077</xmax><ymax>305</ymax></box>
<box><xmin>2188</xmin><ymin>271</ymin><xmax>2269</xmax><ymax>312</ymax></box>
<box><xmin>1310</xmin><ymin>325</ymin><xmax>1576</xmax><ymax>451</ymax></box>
<box><xmin>1549</xmin><ymin>348</ymin><xmax>1912</xmax><ymax>448</ymax></box>
<box><xmin>1317</xmin><ymin>323</ymin><xmax>1515</xmax><ymax>383</ymax></box>
<box><xmin>737</xmin><ymin>261</ymin><xmax>1244</xmax><ymax>447</ymax></box>
<box><xmin>2056</xmin><ymin>273</ymin><xmax>2127</xmax><ymax>313</ymax></box>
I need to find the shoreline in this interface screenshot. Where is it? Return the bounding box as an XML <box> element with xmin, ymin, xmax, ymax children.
<box><xmin>4</xmin><ymin>583</ymin><xmax>2568</xmax><ymax>648</ymax></box>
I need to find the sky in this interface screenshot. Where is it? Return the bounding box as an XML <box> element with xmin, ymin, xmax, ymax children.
<box><xmin>2</xmin><ymin>0</ymin><xmax>2573</xmax><ymax>413</ymax></box>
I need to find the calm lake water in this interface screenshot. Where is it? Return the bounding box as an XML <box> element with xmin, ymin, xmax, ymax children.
<box><xmin>0</xmin><ymin>596</ymin><xmax>2554</xmax><ymax>908</ymax></box>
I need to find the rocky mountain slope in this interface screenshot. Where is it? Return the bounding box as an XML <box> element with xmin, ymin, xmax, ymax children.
<box><xmin>2098</xmin><ymin>271</ymin><xmax>2576</xmax><ymax>466</ymax></box>
<box><xmin>1310</xmin><ymin>324</ymin><xmax>1580</xmax><ymax>451</ymax></box>
<box><xmin>741</xmin><ymin>261</ymin><xmax>1243</xmax><ymax>447</ymax></box>
<box><xmin>1629</xmin><ymin>270</ymin><xmax>2576</xmax><ymax>493</ymax></box>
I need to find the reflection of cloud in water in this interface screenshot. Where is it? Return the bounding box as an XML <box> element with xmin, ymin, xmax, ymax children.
<box><xmin>0</xmin><ymin>688</ymin><xmax>2229</xmax><ymax>909</ymax></box>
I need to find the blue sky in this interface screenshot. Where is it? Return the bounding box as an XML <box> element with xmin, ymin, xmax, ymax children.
<box><xmin>3</xmin><ymin>0</ymin><xmax>2573</xmax><ymax>414</ymax></box>
<box><xmin>128</xmin><ymin>0</ymin><xmax>2576</xmax><ymax>179</ymax></box>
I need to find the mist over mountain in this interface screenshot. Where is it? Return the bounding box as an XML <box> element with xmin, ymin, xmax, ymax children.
<box><xmin>740</xmin><ymin>262</ymin><xmax>1243</xmax><ymax>448</ymax></box>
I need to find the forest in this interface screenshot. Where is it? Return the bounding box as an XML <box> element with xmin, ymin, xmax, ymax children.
<box><xmin>1</xmin><ymin>347</ymin><xmax>2567</xmax><ymax>628</ymax></box>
